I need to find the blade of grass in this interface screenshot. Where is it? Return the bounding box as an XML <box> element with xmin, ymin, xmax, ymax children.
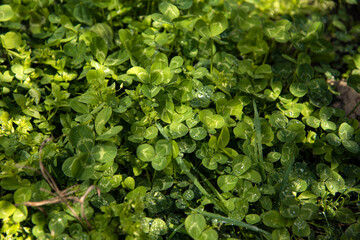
<box><xmin>175</xmin><ymin>155</ymin><xmax>228</xmax><ymax>214</ymax></box>
<box><xmin>192</xmin><ymin>167</ymin><xmax>229</xmax><ymax>214</ymax></box>
<box><xmin>190</xmin><ymin>208</ymin><xmax>272</xmax><ymax>240</ymax></box>
<box><xmin>253</xmin><ymin>99</ymin><xmax>266</xmax><ymax>181</ymax></box>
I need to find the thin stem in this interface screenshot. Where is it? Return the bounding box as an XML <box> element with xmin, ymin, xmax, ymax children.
<box><xmin>168</xmin><ymin>223</ymin><xmax>185</xmax><ymax>240</ymax></box>
<box><xmin>347</xmin><ymin>100</ymin><xmax>360</xmax><ymax>118</ymax></box>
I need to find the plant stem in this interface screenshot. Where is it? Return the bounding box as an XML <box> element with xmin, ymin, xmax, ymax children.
<box><xmin>347</xmin><ymin>100</ymin><xmax>360</xmax><ymax>118</ymax></box>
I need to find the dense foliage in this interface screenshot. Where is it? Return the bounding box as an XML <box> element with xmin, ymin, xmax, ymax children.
<box><xmin>1</xmin><ymin>0</ymin><xmax>360</xmax><ymax>239</ymax></box>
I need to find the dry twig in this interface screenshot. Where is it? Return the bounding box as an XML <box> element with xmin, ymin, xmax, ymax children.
<box><xmin>16</xmin><ymin>137</ymin><xmax>101</xmax><ymax>230</ymax></box>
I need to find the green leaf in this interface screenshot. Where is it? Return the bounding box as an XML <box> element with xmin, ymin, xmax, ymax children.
<box><xmin>232</xmin><ymin>155</ymin><xmax>251</xmax><ymax>176</ymax></box>
<box><xmin>185</xmin><ymin>214</ymin><xmax>206</xmax><ymax>239</ymax></box>
<box><xmin>290</xmin><ymin>82</ymin><xmax>308</xmax><ymax>97</ymax></box>
<box><xmin>339</xmin><ymin>122</ymin><xmax>354</xmax><ymax>140</ymax></box>
<box><xmin>137</xmin><ymin>144</ymin><xmax>156</xmax><ymax>162</ymax></box>
<box><xmin>292</xmin><ymin>218</ymin><xmax>310</xmax><ymax>237</ymax></box>
<box><xmin>261</xmin><ymin>210</ymin><xmax>287</xmax><ymax>228</ymax></box>
<box><xmin>0</xmin><ymin>5</ymin><xmax>14</xmax><ymax>22</ymax></box>
<box><xmin>141</xmin><ymin>84</ymin><xmax>161</xmax><ymax>98</ymax></box>
<box><xmin>326</xmin><ymin>133</ymin><xmax>341</xmax><ymax>146</ymax></box>
<box><xmin>62</xmin><ymin>152</ymin><xmax>95</xmax><ymax>180</ymax></box>
<box><xmin>306</xmin><ymin>116</ymin><xmax>321</xmax><ymax>128</ymax></box>
<box><xmin>153</xmin><ymin>175</ymin><xmax>174</xmax><ymax>191</ymax></box>
<box><xmin>127</xmin><ymin>66</ymin><xmax>150</xmax><ymax>83</ymax></box>
<box><xmin>70</xmin><ymin>99</ymin><xmax>89</xmax><ymax>114</ymax></box>
<box><xmin>159</xmin><ymin>1</ymin><xmax>180</xmax><ymax>20</ymax></box>
<box><xmin>14</xmin><ymin>187</ymin><xmax>32</xmax><ymax>204</ymax></box>
<box><xmin>150</xmin><ymin>218</ymin><xmax>168</xmax><ymax>235</ymax></box>
<box><xmin>348</xmin><ymin>75</ymin><xmax>360</xmax><ymax>94</ymax></box>
<box><xmin>96</xmin><ymin>126</ymin><xmax>123</xmax><ymax>141</ymax></box>
<box><xmin>217</xmin><ymin>126</ymin><xmax>230</xmax><ymax>149</ymax></box>
<box><xmin>91</xmin><ymin>142</ymin><xmax>117</xmax><ymax>164</ymax></box>
<box><xmin>69</xmin><ymin>125</ymin><xmax>95</xmax><ymax>152</ymax></box>
<box><xmin>104</xmin><ymin>50</ymin><xmax>129</xmax><ymax>66</ymax></box>
<box><xmin>297</xmin><ymin>64</ymin><xmax>314</xmax><ymax>82</ymax></box>
<box><xmin>300</xmin><ymin>203</ymin><xmax>319</xmax><ymax>220</ymax></box>
<box><xmin>155</xmin><ymin>139</ymin><xmax>172</xmax><ymax>156</ymax></box>
<box><xmin>144</xmin><ymin>126</ymin><xmax>158</xmax><ymax>140</ymax></box>
<box><xmin>0</xmin><ymin>201</ymin><xmax>16</xmax><ymax>219</ymax></box>
<box><xmin>272</xmin><ymin>228</ymin><xmax>290</xmax><ymax>240</ymax></box>
<box><xmin>279</xmin><ymin>198</ymin><xmax>299</xmax><ymax>218</ymax></box>
<box><xmin>170</xmin><ymin>56</ymin><xmax>184</xmax><ymax>69</ymax></box>
<box><xmin>95</xmin><ymin>106</ymin><xmax>112</xmax><ymax>135</ymax></box>
<box><xmin>73</xmin><ymin>5</ymin><xmax>92</xmax><ymax>25</ymax></box>
<box><xmin>342</xmin><ymin>140</ymin><xmax>359</xmax><ymax>153</ymax></box>
<box><xmin>217</xmin><ymin>175</ymin><xmax>238</xmax><ymax>192</ymax></box>
<box><xmin>210</xmin><ymin>14</ymin><xmax>228</xmax><ymax>37</ymax></box>
<box><xmin>269</xmin><ymin>111</ymin><xmax>288</xmax><ymax>129</ymax></box>
<box><xmin>198</xmin><ymin>229</ymin><xmax>218</xmax><ymax>240</ymax></box>
<box><xmin>90</xmin><ymin>37</ymin><xmax>108</xmax><ymax>64</ymax></box>
<box><xmin>240</xmin><ymin>170</ymin><xmax>262</xmax><ymax>183</ymax></box>
<box><xmin>151</xmin><ymin>154</ymin><xmax>168</xmax><ymax>171</ymax></box>
<box><xmin>169</xmin><ymin>122</ymin><xmax>189</xmax><ymax>138</ymax></box>
<box><xmin>1</xmin><ymin>32</ymin><xmax>22</xmax><ymax>49</ymax></box>
<box><xmin>189</xmin><ymin>127</ymin><xmax>207</xmax><ymax>141</ymax></box>
<box><xmin>123</xmin><ymin>176</ymin><xmax>135</xmax><ymax>190</ymax></box>
<box><xmin>49</xmin><ymin>215</ymin><xmax>67</xmax><ymax>235</ymax></box>
<box><xmin>245</xmin><ymin>214</ymin><xmax>261</xmax><ymax>224</ymax></box>
<box><xmin>195</xmin><ymin>19</ymin><xmax>211</xmax><ymax>39</ymax></box>
<box><xmin>12</xmin><ymin>205</ymin><xmax>28</xmax><ymax>223</ymax></box>
<box><xmin>335</xmin><ymin>208</ymin><xmax>356</xmax><ymax>224</ymax></box>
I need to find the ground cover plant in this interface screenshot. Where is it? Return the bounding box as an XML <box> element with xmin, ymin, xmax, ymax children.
<box><xmin>1</xmin><ymin>0</ymin><xmax>360</xmax><ymax>239</ymax></box>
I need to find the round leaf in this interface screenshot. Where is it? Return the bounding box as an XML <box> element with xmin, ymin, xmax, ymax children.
<box><xmin>152</xmin><ymin>154</ymin><xmax>168</xmax><ymax>171</ymax></box>
<box><xmin>159</xmin><ymin>1</ymin><xmax>179</xmax><ymax>20</ymax></box>
<box><xmin>189</xmin><ymin>127</ymin><xmax>207</xmax><ymax>141</ymax></box>
<box><xmin>279</xmin><ymin>198</ymin><xmax>300</xmax><ymax>218</ymax></box>
<box><xmin>217</xmin><ymin>175</ymin><xmax>238</xmax><ymax>192</ymax></box>
<box><xmin>48</xmin><ymin>216</ymin><xmax>67</xmax><ymax>235</ymax></box>
<box><xmin>12</xmin><ymin>205</ymin><xmax>28</xmax><ymax>223</ymax></box>
<box><xmin>342</xmin><ymin>140</ymin><xmax>359</xmax><ymax>153</ymax></box>
<box><xmin>336</xmin><ymin>208</ymin><xmax>356</xmax><ymax>224</ymax></box>
<box><xmin>0</xmin><ymin>5</ymin><xmax>14</xmax><ymax>22</ymax></box>
<box><xmin>232</xmin><ymin>155</ymin><xmax>251</xmax><ymax>176</ymax></box>
<box><xmin>272</xmin><ymin>228</ymin><xmax>290</xmax><ymax>240</ymax></box>
<box><xmin>195</xmin><ymin>19</ymin><xmax>211</xmax><ymax>39</ymax></box>
<box><xmin>137</xmin><ymin>144</ymin><xmax>156</xmax><ymax>162</ymax></box>
<box><xmin>290</xmin><ymin>82</ymin><xmax>308</xmax><ymax>97</ymax></box>
<box><xmin>210</xmin><ymin>14</ymin><xmax>228</xmax><ymax>37</ymax></box>
<box><xmin>292</xmin><ymin>218</ymin><xmax>310</xmax><ymax>237</ymax></box>
<box><xmin>14</xmin><ymin>187</ymin><xmax>32</xmax><ymax>204</ymax></box>
<box><xmin>245</xmin><ymin>214</ymin><xmax>261</xmax><ymax>224</ymax></box>
<box><xmin>69</xmin><ymin>125</ymin><xmax>95</xmax><ymax>152</ymax></box>
<box><xmin>0</xmin><ymin>201</ymin><xmax>16</xmax><ymax>219</ymax></box>
<box><xmin>150</xmin><ymin>218</ymin><xmax>168</xmax><ymax>235</ymax></box>
<box><xmin>262</xmin><ymin>210</ymin><xmax>287</xmax><ymax>228</ymax></box>
<box><xmin>338</xmin><ymin>122</ymin><xmax>354</xmax><ymax>140</ymax></box>
<box><xmin>198</xmin><ymin>229</ymin><xmax>218</xmax><ymax>240</ymax></box>
<box><xmin>300</xmin><ymin>203</ymin><xmax>319</xmax><ymax>220</ymax></box>
<box><xmin>91</xmin><ymin>142</ymin><xmax>117</xmax><ymax>164</ymax></box>
<box><xmin>185</xmin><ymin>214</ymin><xmax>206</xmax><ymax>239</ymax></box>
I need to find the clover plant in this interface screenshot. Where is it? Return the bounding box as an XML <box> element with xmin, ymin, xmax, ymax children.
<box><xmin>1</xmin><ymin>0</ymin><xmax>360</xmax><ymax>239</ymax></box>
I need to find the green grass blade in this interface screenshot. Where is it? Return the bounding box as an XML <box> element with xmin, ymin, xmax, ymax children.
<box><xmin>175</xmin><ymin>156</ymin><xmax>228</xmax><ymax>213</ymax></box>
<box><xmin>190</xmin><ymin>208</ymin><xmax>272</xmax><ymax>239</ymax></box>
<box><xmin>253</xmin><ymin>99</ymin><xmax>266</xmax><ymax>181</ymax></box>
